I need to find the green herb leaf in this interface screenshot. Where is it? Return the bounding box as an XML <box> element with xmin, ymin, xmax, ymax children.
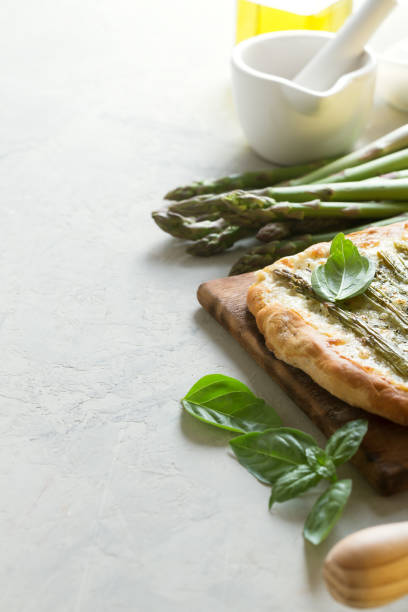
<box><xmin>229</xmin><ymin>427</ymin><xmax>318</xmax><ymax>484</ymax></box>
<box><xmin>184</xmin><ymin>374</ymin><xmax>255</xmax><ymax>403</ymax></box>
<box><xmin>269</xmin><ymin>464</ymin><xmax>321</xmax><ymax>508</ymax></box>
<box><xmin>311</xmin><ymin>233</ymin><xmax>376</xmax><ymax>302</ymax></box>
<box><xmin>325</xmin><ymin>419</ymin><xmax>368</xmax><ymax>466</ymax></box>
<box><xmin>305</xmin><ymin>447</ymin><xmax>337</xmax><ymax>480</ymax></box>
<box><xmin>182</xmin><ymin>398</ymin><xmax>281</xmax><ymax>433</ymax></box>
<box><xmin>182</xmin><ymin>374</ymin><xmax>281</xmax><ymax>433</ymax></box>
<box><xmin>303</xmin><ymin>479</ymin><xmax>352</xmax><ymax>545</ymax></box>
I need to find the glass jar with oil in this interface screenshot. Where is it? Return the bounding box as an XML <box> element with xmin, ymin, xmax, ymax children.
<box><xmin>236</xmin><ymin>0</ymin><xmax>353</xmax><ymax>43</ymax></box>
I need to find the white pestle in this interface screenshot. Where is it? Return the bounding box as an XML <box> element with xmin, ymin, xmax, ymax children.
<box><xmin>294</xmin><ymin>0</ymin><xmax>398</xmax><ymax>92</ymax></box>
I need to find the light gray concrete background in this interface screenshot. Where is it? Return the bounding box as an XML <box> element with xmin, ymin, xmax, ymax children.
<box><xmin>1</xmin><ymin>0</ymin><xmax>408</xmax><ymax>610</ymax></box>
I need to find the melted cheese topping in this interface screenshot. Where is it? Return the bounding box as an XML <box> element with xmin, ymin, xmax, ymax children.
<box><xmin>258</xmin><ymin>231</ymin><xmax>408</xmax><ymax>387</ymax></box>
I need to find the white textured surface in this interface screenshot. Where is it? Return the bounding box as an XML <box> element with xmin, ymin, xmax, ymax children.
<box><xmin>1</xmin><ymin>1</ymin><xmax>408</xmax><ymax>610</ymax></box>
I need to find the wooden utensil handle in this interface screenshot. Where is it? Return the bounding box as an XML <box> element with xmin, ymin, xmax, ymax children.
<box><xmin>324</xmin><ymin>522</ymin><xmax>408</xmax><ymax>608</ymax></box>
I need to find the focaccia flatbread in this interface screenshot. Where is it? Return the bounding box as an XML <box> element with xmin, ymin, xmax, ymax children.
<box><xmin>247</xmin><ymin>221</ymin><xmax>408</xmax><ymax>425</ymax></box>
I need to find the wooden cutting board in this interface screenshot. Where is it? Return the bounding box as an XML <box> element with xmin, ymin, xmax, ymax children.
<box><xmin>197</xmin><ymin>272</ymin><xmax>408</xmax><ymax>496</ymax></box>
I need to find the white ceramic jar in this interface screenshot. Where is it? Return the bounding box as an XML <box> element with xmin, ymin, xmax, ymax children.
<box><xmin>231</xmin><ymin>31</ymin><xmax>377</xmax><ymax>164</ymax></box>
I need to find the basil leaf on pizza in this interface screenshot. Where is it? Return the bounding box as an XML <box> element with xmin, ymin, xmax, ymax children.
<box><xmin>311</xmin><ymin>233</ymin><xmax>376</xmax><ymax>302</ymax></box>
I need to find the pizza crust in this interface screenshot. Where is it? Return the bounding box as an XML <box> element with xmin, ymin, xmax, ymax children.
<box><xmin>247</xmin><ymin>222</ymin><xmax>408</xmax><ymax>426</ymax></box>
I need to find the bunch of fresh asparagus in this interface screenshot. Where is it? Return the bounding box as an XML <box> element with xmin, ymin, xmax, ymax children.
<box><xmin>152</xmin><ymin>125</ymin><xmax>408</xmax><ymax>275</ymax></box>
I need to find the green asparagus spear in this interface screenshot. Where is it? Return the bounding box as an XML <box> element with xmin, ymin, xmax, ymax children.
<box><xmin>365</xmin><ymin>285</ymin><xmax>408</xmax><ymax>328</ymax></box>
<box><xmin>256</xmin><ymin>218</ymin><xmax>360</xmax><ymax>242</ymax></box>
<box><xmin>365</xmin><ymin>169</ymin><xmax>408</xmax><ymax>181</ymax></box>
<box><xmin>229</xmin><ymin>214</ymin><xmax>408</xmax><ymax>275</ymax></box>
<box><xmin>151</xmin><ymin>209</ymin><xmax>225</xmax><ymax>240</ymax></box>
<box><xmin>186</xmin><ymin>225</ymin><xmax>253</xmax><ymax>256</ymax></box>
<box><xmin>164</xmin><ymin>161</ymin><xmax>330</xmax><ymax>201</ymax></box>
<box><xmin>220</xmin><ymin>191</ymin><xmax>408</xmax><ymax>223</ymax></box>
<box><xmin>153</xmin><ymin>191</ymin><xmax>259</xmax><ymax>241</ymax></box>
<box><xmin>168</xmin><ymin>179</ymin><xmax>408</xmax><ymax>220</ymax></box>
<box><xmin>287</xmin><ymin>124</ymin><xmax>408</xmax><ymax>186</ymax></box>
<box><xmin>256</xmin><ymin>222</ymin><xmax>293</xmax><ymax>242</ymax></box>
<box><xmin>273</xmin><ymin>268</ymin><xmax>408</xmax><ymax>378</ymax></box>
<box><xmin>378</xmin><ymin>251</ymin><xmax>408</xmax><ymax>283</ymax></box>
<box><xmin>187</xmin><ymin>218</ymin><xmax>360</xmax><ymax>258</ymax></box>
<box><xmin>316</xmin><ymin>149</ymin><xmax>408</xmax><ymax>184</ymax></box>
<box><xmin>166</xmin><ymin>194</ymin><xmax>223</xmax><ymax>218</ymax></box>
<box><xmin>253</xmin><ymin>178</ymin><xmax>408</xmax><ymax>203</ymax></box>
<box><xmin>229</xmin><ymin>234</ymin><xmax>332</xmax><ymax>275</ymax></box>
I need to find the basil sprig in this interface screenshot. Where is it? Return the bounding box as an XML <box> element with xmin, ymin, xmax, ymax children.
<box><xmin>311</xmin><ymin>232</ymin><xmax>376</xmax><ymax>302</ymax></box>
<box><xmin>182</xmin><ymin>374</ymin><xmax>368</xmax><ymax>545</ymax></box>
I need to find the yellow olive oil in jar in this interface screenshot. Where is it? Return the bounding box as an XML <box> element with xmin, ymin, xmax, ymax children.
<box><xmin>236</xmin><ymin>0</ymin><xmax>353</xmax><ymax>43</ymax></box>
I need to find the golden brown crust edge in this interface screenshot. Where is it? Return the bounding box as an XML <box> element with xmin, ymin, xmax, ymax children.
<box><xmin>247</xmin><ymin>222</ymin><xmax>408</xmax><ymax>426</ymax></box>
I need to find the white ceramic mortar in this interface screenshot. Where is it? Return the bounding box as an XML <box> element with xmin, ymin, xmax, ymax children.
<box><xmin>231</xmin><ymin>31</ymin><xmax>377</xmax><ymax>164</ymax></box>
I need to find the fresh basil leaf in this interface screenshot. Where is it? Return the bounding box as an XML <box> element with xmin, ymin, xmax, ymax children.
<box><xmin>325</xmin><ymin>419</ymin><xmax>368</xmax><ymax>466</ymax></box>
<box><xmin>329</xmin><ymin>231</ymin><xmax>349</xmax><ymax>257</ymax></box>
<box><xmin>182</xmin><ymin>374</ymin><xmax>282</xmax><ymax>433</ymax></box>
<box><xmin>311</xmin><ymin>264</ymin><xmax>332</xmax><ymax>301</ymax></box>
<box><xmin>303</xmin><ymin>479</ymin><xmax>352</xmax><ymax>545</ymax></box>
<box><xmin>269</xmin><ymin>464</ymin><xmax>321</xmax><ymax>508</ymax></box>
<box><xmin>311</xmin><ymin>233</ymin><xmax>376</xmax><ymax>302</ymax></box>
<box><xmin>305</xmin><ymin>447</ymin><xmax>336</xmax><ymax>480</ymax></box>
<box><xmin>199</xmin><ymin>391</ymin><xmax>267</xmax><ymax>414</ymax></box>
<box><xmin>182</xmin><ymin>398</ymin><xmax>281</xmax><ymax>433</ymax></box>
<box><xmin>326</xmin><ymin>247</ymin><xmax>375</xmax><ymax>300</ymax></box>
<box><xmin>229</xmin><ymin>427</ymin><xmax>318</xmax><ymax>484</ymax></box>
<box><xmin>184</xmin><ymin>374</ymin><xmax>255</xmax><ymax>403</ymax></box>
